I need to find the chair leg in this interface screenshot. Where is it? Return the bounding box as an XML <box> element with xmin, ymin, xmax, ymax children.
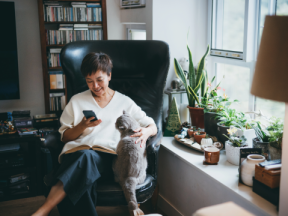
<box><xmin>151</xmin><ymin>183</ymin><xmax>159</xmax><ymax>212</ymax></box>
<box><xmin>129</xmin><ymin>204</ymin><xmax>144</xmax><ymax>216</ymax></box>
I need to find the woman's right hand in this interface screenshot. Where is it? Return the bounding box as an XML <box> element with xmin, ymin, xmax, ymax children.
<box><xmin>79</xmin><ymin>116</ymin><xmax>102</xmax><ymax>129</ymax></box>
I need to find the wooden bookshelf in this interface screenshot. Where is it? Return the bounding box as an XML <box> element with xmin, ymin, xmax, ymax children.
<box><xmin>37</xmin><ymin>0</ymin><xmax>107</xmax><ymax>115</ymax></box>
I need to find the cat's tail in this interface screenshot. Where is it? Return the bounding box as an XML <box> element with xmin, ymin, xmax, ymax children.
<box><xmin>122</xmin><ymin>177</ymin><xmax>138</xmax><ymax>210</ymax></box>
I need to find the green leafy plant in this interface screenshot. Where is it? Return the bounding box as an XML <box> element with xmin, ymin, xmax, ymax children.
<box><xmin>252</xmin><ymin>121</ymin><xmax>270</xmax><ymax>142</ymax></box>
<box><xmin>216</xmin><ymin>108</ymin><xmax>254</xmax><ymax>129</ymax></box>
<box><xmin>267</xmin><ymin>117</ymin><xmax>283</xmax><ymax>149</ymax></box>
<box><xmin>174</xmin><ymin>44</ymin><xmax>210</xmax><ymax>107</ymax></box>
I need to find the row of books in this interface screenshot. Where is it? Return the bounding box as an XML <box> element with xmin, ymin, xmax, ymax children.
<box><xmin>49</xmin><ymin>71</ymin><xmax>65</xmax><ymax>89</ymax></box>
<box><xmin>50</xmin><ymin>93</ymin><xmax>66</xmax><ymax>111</ymax></box>
<box><xmin>47</xmin><ymin>53</ymin><xmax>61</xmax><ymax>67</ymax></box>
<box><xmin>44</xmin><ymin>6</ymin><xmax>102</xmax><ymax>22</ymax></box>
<box><xmin>46</xmin><ymin>28</ymin><xmax>103</xmax><ymax>45</ymax></box>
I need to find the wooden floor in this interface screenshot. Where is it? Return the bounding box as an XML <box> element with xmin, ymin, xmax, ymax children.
<box><xmin>0</xmin><ymin>196</ymin><xmax>166</xmax><ymax>216</ymax></box>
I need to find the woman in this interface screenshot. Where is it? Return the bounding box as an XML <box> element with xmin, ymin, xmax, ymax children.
<box><xmin>33</xmin><ymin>52</ymin><xmax>157</xmax><ymax>216</ymax></box>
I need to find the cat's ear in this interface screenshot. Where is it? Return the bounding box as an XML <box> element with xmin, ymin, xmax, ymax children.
<box><xmin>123</xmin><ymin>110</ymin><xmax>126</xmax><ymax>115</ymax></box>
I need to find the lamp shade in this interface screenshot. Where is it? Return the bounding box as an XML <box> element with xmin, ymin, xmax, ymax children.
<box><xmin>251</xmin><ymin>16</ymin><xmax>288</xmax><ymax>102</ymax></box>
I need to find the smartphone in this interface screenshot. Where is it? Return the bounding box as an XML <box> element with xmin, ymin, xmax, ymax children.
<box><xmin>83</xmin><ymin>110</ymin><xmax>98</xmax><ymax>122</ymax></box>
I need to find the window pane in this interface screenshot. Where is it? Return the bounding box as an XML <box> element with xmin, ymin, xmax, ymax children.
<box><xmin>276</xmin><ymin>0</ymin><xmax>288</xmax><ymax>15</ymax></box>
<box><xmin>255</xmin><ymin>98</ymin><xmax>285</xmax><ymax>119</ymax></box>
<box><xmin>212</xmin><ymin>0</ymin><xmax>245</xmax><ymax>52</ymax></box>
<box><xmin>216</xmin><ymin>63</ymin><xmax>250</xmax><ymax>112</ymax></box>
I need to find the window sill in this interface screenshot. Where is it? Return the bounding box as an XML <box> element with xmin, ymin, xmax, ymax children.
<box><xmin>160</xmin><ymin>137</ymin><xmax>277</xmax><ymax>216</ymax></box>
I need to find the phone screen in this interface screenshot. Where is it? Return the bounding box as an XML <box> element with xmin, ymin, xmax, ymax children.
<box><xmin>83</xmin><ymin>110</ymin><xmax>98</xmax><ymax>121</ymax></box>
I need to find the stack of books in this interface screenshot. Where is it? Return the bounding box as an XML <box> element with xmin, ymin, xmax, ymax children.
<box><xmin>46</xmin><ymin>28</ymin><xmax>103</xmax><ymax>45</ymax></box>
<box><xmin>48</xmin><ymin>48</ymin><xmax>61</xmax><ymax>67</ymax></box>
<box><xmin>9</xmin><ymin>173</ymin><xmax>30</xmax><ymax>196</ymax></box>
<box><xmin>49</xmin><ymin>93</ymin><xmax>66</xmax><ymax>111</ymax></box>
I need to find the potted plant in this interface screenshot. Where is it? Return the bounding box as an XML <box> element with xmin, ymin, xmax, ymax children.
<box><xmin>252</xmin><ymin>121</ymin><xmax>270</xmax><ymax>160</ymax></box>
<box><xmin>266</xmin><ymin>117</ymin><xmax>283</xmax><ymax>160</ymax></box>
<box><xmin>194</xmin><ymin>131</ymin><xmax>206</xmax><ymax>144</ymax></box>
<box><xmin>174</xmin><ymin>44</ymin><xmax>210</xmax><ymax>129</ymax></box>
<box><xmin>224</xmin><ymin>127</ymin><xmax>248</xmax><ymax>166</ymax></box>
<box><xmin>216</xmin><ymin>108</ymin><xmax>256</xmax><ymax>147</ymax></box>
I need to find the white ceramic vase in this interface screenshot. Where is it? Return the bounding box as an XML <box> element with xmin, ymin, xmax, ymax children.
<box><xmin>225</xmin><ymin>141</ymin><xmax>248</xmax><ymax>166</ymax></box>
<box><xmin>201</xmin><ymin>138</ymin><xmax>213</xmax><ymax>148</ymax></box>
<box><xmin>241</xmin><ymin>154</ymin><xmax>266</xmax><ymax>186</ymax></box>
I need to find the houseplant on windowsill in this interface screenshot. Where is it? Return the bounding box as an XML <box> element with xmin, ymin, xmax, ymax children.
<box><xmin>216</xmin><ymin>108</ymin><xmax>256</xmax><ymax>147</ymax></box>
<box><xmin>174</xmin><ymin>44</ymin><xmax>209</xmax><ymax>129</ymax></box>
<box><xmin>266</xmin><ymin>117</ymin><xmax>283</xmax><ymax>160</ymax></box>
<box><xmin>252</xmin><ymin>121</ymin><xmax>270</xmax><ymax>160</ymax></box>
<box><xmin>224</xmin><ymin>127</ymin><xmax>248</xmax><ymax>166</ymax></box>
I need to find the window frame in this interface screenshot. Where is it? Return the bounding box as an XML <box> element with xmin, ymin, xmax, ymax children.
<box><xmin>207</xmin><ymin>0</ymin><xmax>278</xmax><ymax>116</ymax></box>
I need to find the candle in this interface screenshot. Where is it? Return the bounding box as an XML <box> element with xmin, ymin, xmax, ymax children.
<box><xmin>180</xmin><ymin>103</ymin><xmax>189</xmax><ymax>123</ymax></box>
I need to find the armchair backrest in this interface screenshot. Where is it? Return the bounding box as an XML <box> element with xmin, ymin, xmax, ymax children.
<box><xmin>60</xmin><ymin>40</ymin><xmax>170</xmax><ymax>134</ymax></box>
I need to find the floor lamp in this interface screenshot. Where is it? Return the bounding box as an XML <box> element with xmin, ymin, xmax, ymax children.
<box><xmin>250</xmin><ymin>16</ymin><xmax>288</xmax><ymax>216</ymax></box>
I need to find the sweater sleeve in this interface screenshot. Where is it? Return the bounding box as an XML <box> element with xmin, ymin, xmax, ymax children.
<box><xmin>58</xmin><ymin>99</ymin><xmax>74</xmax><ymax>141</ymax></box>
<box><xmin>128</xmin><ymin>99</ymin><xmax>155</xmax><ymax>128</ymax></box>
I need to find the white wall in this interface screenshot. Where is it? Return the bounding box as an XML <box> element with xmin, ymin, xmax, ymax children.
<box><xmin>106</xmin><ymin>0</ymin><xmax>125</xmax><ymax>39</ymax></box>
<box><xmin>152</xmin><ymin>0</ymin><xmax>209</xmax><ymax>90</ymax></box>
<box><xmin>0</xmin><ymin>0</ymin><xmax>45</xmax><ymax>116</ymax></box>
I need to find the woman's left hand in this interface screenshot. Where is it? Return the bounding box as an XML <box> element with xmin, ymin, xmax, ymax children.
<box><xmin>130</xmin><ymin>127</ymin><xmax>153</xmax><ymax>148</ymax></box>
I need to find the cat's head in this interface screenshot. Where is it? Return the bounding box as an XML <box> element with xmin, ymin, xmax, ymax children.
<box><xmin>115</xmin><ymin>111</ymin><xmax>140</xmax><ymax>133</ymax></box>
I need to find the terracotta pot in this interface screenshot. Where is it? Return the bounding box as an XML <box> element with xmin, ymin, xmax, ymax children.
<box><xmin>194</xmin><ymin>132</ymin><xmax>206</xmax><ymax>144</ymax></box>
<box><xmin>187</xmin><ymin>106</ymin><xmax>204</xmax><ymax>129</ymax></box>
<box><xmin>187</xmin><ymin>129</ymin><xmax>194</xmax><ymax>138</ymax></box>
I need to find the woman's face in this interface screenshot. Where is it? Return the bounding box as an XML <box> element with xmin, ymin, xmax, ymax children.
<box><xmin>85</xmin><ymin>70</ymin><xmax>111</xmax><ymax>97</ymax></box>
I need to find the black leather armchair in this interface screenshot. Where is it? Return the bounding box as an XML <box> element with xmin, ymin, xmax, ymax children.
<box><xmin>42</xmin><ymin>40</ymin><xmax>169</xmax><ymax>208</ymax></box>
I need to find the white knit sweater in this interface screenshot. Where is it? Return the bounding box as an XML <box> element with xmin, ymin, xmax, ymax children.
<box><xmin>58</xmin><ymin>90</ymin><xmax>155</xmax><ymax>163</ymax></box>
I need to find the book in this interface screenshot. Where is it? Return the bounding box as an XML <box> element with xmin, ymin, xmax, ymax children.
<box><xmin>10</xmin><ymin>173</ymin><xmax>29</xmax><ymax>184</ymax></box>
<box><xmin>49</xmin><ymin>73</ymin><xmax>57</xmax><ymax>89</ymax></box>
<box><xmin>65</xmin><ymin>144</ymin><xmax>117</xmax><ymax>155</ymax></box>
<box><xmin>34</xmin><ymin>113</ymin><xmax>57</xmax><ymax>120</ymax></box>
<box><xmin>18</xmin><ymin>128</ymin><xmax>38</xmax><ymax>135</ymax></box>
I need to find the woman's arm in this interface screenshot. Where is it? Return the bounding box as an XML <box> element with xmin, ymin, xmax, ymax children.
<box><xmin>62</xmin><ymin>117</ymin><xmax>102</xmax><ymax>143</ymax></box>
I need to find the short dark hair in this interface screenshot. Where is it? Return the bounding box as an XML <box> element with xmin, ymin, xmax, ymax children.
<box><xmin>80</xmin><ymin>52</ymin><xmax>113</xmax><ymax>77</ymax></box>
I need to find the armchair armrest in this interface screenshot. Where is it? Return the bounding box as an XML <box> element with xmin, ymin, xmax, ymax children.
<box><xmin>41</xmin><ymin>131</ymin><xmax>65</xmax><ymax>170</ymax></box>
<box><xmin>146</xmin><ymin>130</ymin><xmax>162</xmax><ymax>180</ymax></box>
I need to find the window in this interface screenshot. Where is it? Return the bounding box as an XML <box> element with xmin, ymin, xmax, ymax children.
<box><xmin>208</xmin><ymin>0</ymin><xmax>285</xmax><ymax>119</ymax></box>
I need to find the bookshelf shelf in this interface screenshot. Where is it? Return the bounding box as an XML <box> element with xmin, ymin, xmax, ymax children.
<box><xmin>38</xmin><ymin>0</ymin><xmax>107</xmax><ymax>115</ymax></box>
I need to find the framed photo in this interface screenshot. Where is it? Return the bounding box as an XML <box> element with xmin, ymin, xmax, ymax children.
<box><xmin>120</xmin><ymin>0</ymin><xmax>146</xmax><ymax>9</ymax></box>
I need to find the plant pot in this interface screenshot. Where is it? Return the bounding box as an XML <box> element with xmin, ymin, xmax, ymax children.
<box><xmin>187</xmin><ymin>129</ymin><xmax>194</xmax><ymax>138</ymax></box>
<box><xmin>225</xmin><ymin>141</ymin><xmax>249</xmax><ymax>166</ymax></box>
<box><xmin>252</xmin><ymin>138</ymin><xmax>270</xmax><ymax>160</ymax></box>
<box><xmin>194</xmin><ymin>132</ymin><xmax>206</xmax><ymax>144</ymax></box>
<box><xmin>188</xmin><ymin>106</ymin><xmax>204</xmax><ymax>129</ymax></box>
<box><xmin>241</xmin><ymin>154</ymin><xmax>266</xmax><ymax>186</ymax></box>
<box><xmin>217</xmin><ymin>123</ymin><xmax>230</xmax><ymax>145</ymax></box>
<box><xmin>201</xmin><ymin>137</ymin><xmax>213</xmax><ymax>148</ymax></box>
<box><xmin>235</xmin><ymin>129</ymin><xmax>256</xmax><ymax>148</ymax></box>
<box><xmin>204</xmin><ymin>112</ymin><xmax>220</xmax><ymax>137</ymax></box>
<box><xmin>268</xmin><ymin>143</ymin><xmax>282</xmax><ymax>160</ymax></box>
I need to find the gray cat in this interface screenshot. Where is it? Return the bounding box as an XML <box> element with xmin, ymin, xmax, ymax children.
<box><xmin>113</xmin><ymin>111</ymin><xmax>147</xmax><ymax>211</ymax></box>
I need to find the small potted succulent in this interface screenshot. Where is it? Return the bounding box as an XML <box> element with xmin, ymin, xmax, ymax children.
<box><xmin>194</xmin><ymin>131</ymin><xmax>206</xmax><ymax>144</ymax></box>
<box><xmin>200</xmin><ymin>134</ymin><xmax>213</xmax><ymax>148</ymax></box>
<box><xmin>224</xmin><ymin>127</ymin><xmax>248</xmax><ymax>166</ymax></box>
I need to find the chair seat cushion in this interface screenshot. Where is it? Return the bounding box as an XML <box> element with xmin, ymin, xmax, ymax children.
<box><xmin>96</xmin><ymin>174</ymin><xmax>156</xmax><ymax>206</ymax></box>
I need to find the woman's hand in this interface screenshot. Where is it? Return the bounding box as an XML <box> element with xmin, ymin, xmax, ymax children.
<box><xmin>130</xmin><ymin>127</ymin><xmax>154</xmax><ymax>148</ymax></box>
<box><xmin>79</xmin><ymin>116</ymin><xmax>102</xmax><ymax>129</ymax></box>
